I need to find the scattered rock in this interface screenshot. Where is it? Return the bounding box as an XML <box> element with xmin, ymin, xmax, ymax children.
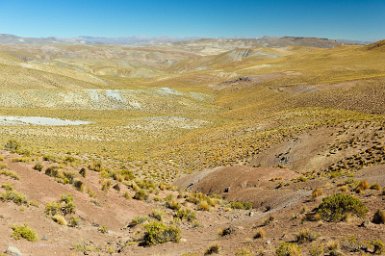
<box><xmin>5</xmin><ymin>246</ymin><xmax>22</xmax><ymax>256</ymax></box>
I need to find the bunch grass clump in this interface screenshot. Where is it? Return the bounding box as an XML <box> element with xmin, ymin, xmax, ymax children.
<box><xmin>11</xmin><ymin>224</ymin><xmax>38</xmax><ymax>241</ymax></box>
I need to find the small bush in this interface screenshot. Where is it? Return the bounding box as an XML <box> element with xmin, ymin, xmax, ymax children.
<box><xmin>261</xmin><ymin>215</ymin><xmax>275</xmax><ymax>226</ymax></box>
<box><xmin>0</xmin><ymin>186</ymin><xmax>28</xmax><ymax>205</ymax></box>
<box><xmin>150</xmin><ymin>209</ymin><xmax>164</xmax><ymax>221</ymax></box>
<box><xmin>355</xmin><ymin>180</ymin><xmax>369</xmax><ymax>193</ymax></box>
<box><xmin>11</xmin><ymin>224</ymin><xmax>38</xmax><ymax>241</ymax></box>
<box><xmin>276</xmin><ymin>242</ymin><xmax>301</xmax><ymax>256</ymax></box>
<box><xmin>325</xmin><ymin>240</ymin><xmax>340</xmax><ymax>255</ymax></box>
<box><xmin>295</xmin><ymin>229</ymin><xmax>318</xmax><ymax>244</ymax></box>
<box><xmin>33</xmin><ymin>162</ymin><xmax>43</xmax><ymax>172</ymax></box>
<box><xmin>112</xmin><ymin>169</ymin><xmax>134</xmax><ymax>181</ymax></box>
<box><xmin>311</xmin><ymin>188</ymin><xmax>323</xmax><ymax>199</ymax></box>
<box><xmin>309</xmin><ymin>243</ymin><xmax>324</xmax><ymax>256</ymax></box>
<box><xmin>254</xmin><ymin>228</ymin><xmax>266</xmax><ymax>239</ymax></box>
<box><xmin>79</xmin><ymin>167</ymin><xmax>86</xmax><ymax>177</ymax></box>
<box><xmin>372</xmin><ymin>210</ymin><xmax>385</xmax><ymax>224</ymax></box>
<box><xmin>316</xmin><ymin>193</ymin><xmax>367</xmax><ymax>222</ymax></box>
<box><xmin>45</xmin><ymin>194</ymin><xmax>76</xmax><ymax>216</ymax></box>
<box><xmin>198</xmin><ymin>200</ymin><xmax>210</xmax><ymax>211</ymax></box>
<box><xmin>166</xmin><ymin>200</ymin><xmax>181</xmax><ymax>211</ymax></box>
<box><xmin>52</xmin><ymin>214</ymin><xmax>67</xmax><ymax>225</ymax></box>
<box><xmin>73</xmin><ymin>179</ymin><xmax>84</xmax><ymax>192</ymax></box>
<box><xmin>88</xmin><ymin>161</ymin><xmax>103</xmax><ymax>172</ymax></box>
<box><xmin>174</xmin><ymin>208</ymin><xmax>196</xmax><ymax>222</ymax></box>
<box><xmin>45</xmin><ymin>166</ymin><xmax>60</xmax><ymax>177</ymax></box>
<box><xmin>142</xmin><ymin>221</ymin><xmax>181</xmax><ymax>246</ymax></box>
<box><xmin>97</xmin><ymin>225</ymin><xmax>108</xmax><ymax>234</ymax></box>
<box><xmin>371</xmin><ymin>240</ymin><xmax>385</xmax><ymax>255</ymax></box>
<box><xmin>221</xmin><ymin>226</ymin><xmax>235</xmax><ymax>236</ymax></box>
<box><xmin>205</xmin><ymin>244</ymin><xmax>220</xmax><ymax>255</ymax></box>
<box><xmin>68</xmin><ymin>216</ymin><xmax>80</xmax><ymax>227</ymax></box>
<box><xmin>0</xmin><ymin>170</ymin><xmax>19</xmax><ymax>180</ymax></box>
<box><xmin>4</xmin><ymin>140</ymin><xmax>21</xmax><ymax>152</ymax></box>
<box><xmin>129</xmin><ymin>215</ymin><xmax>149</xmax><ymax>228</ymax></box>
<box><xmin>60</xmin><ymin>195</ymin><xmax>76</xmax><ymax>215</ymax></box>
<box><xmin>370</xmin><ymin>183</ymin><xmax>381</xmax><ymax>191</ymax></box>
<box><xmin>101</xmin><ymin>179</ymin><xmax>112</xmax><ymax>192</ymax></box>
<box><xmin>229</xmin><ymin>201</ymin><xmax>253</xmax><ymax>210</ymax></box>
<box><xmin>133</xmin><ymin>189</ymin><xmax>149</xmax><ymax>201</ymax></box>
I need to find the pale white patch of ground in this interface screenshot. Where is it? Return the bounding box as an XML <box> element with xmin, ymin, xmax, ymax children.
<box><xmin>157</xmin><ymin>87</ymin><xmax>182</xmax><ymax>96</ymax></box>
<box><xmin>0</xmin><ymin>116</ymin><xmax>91</xmax><ymax>126</ymax></box>
<box><xmin>106</xmin><ymin>89</ymin><xmax>125</xmax><ymax>102</ymax></box>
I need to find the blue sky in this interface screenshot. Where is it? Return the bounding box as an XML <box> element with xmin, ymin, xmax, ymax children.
<box><xmin>0</xmin><ymin>0</ymin><xmax>384</xmax><ymax>41</ymax></box>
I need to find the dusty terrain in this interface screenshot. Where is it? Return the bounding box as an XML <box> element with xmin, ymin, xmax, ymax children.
<box><xmin>0</xmin><ymin>35</ymin><xmax>385</xmax><ymax>255</ymax></box>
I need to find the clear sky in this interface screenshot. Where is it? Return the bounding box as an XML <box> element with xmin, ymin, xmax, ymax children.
<box><xmin>0</xmin><ymin>0</ymin><xmax>384</xmax><ymax>41</ymax></box>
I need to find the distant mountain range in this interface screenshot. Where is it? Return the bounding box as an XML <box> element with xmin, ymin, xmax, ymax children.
<box><xmin>0</xmin><ymin>33</ymin><xmax>370</xmax><ymax>48</ymax></box>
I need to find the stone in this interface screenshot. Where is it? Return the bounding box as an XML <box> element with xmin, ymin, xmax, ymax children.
<box><xmin>5</xmin><ymin>246</ymin><xmax>22</xmax><ymax>256</ymax></box>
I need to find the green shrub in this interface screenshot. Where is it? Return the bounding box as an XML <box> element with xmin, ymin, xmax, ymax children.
<box><xmin>88</xmin><ymin>161</ymin><xmax>103</xmax><ymax>172</ymax></box>
<box><xmin>73</xmin><ymin>179</ymin><xmax>84</xmax><ymax>192</ymax></box>
<box><xmin>11</xmin><ymin>224</ymin><xmax>38</xmax><ymax>241</ymax></box>
<box><xmin>166</xmin><ymin>200</ymin><xmax>181</xmax><ymax>211</ymax></box>
<box><xmin>198</xmin><ymin>200</ymin><xmax>210</xmax><ymax>211</ymax></box>
<box><xmin>129</xmin><ymin>216</ymin><xmax>149</xmax><ymax>227</ymax></box>
<box><xmin>45</xmin><ymin>194</ymin><xmax>76</xmax><ymax>216</ymax></box>
<box><xmin>2</xmin><ymin>183</ymin><xmax>13</xmax><ymax>191</ymax></box>
<box><xmin>0</xmin><ymin>185</ymin><xmax>28</xmax><ymax>205</ymax></box>
<box><xmin>174</xmin><ymin>208</ymin><xmax>196</xmax><ymax>222</ymax></box>
<box><xmin>316</xmin><ymin>193</ymin><xmax>367</xmax><ymax>222</ymax></box>
<box><xmin>52</xmin><ymin>214</ymin><xmax>67</xmax><ymax>225</ymax></box>
<box><xmin>68</xmin><ymin>216</ymin><xmax>80</xmax><ymax>227</ymax></box>
<box><xmin>62</xmin><ymin>171</ymin><xmax>75</xmax><ymax>184</ymax></box>
<box><xmin>112</xmin><ymin>169</ymin><xmax>134</xmax><ymax>181</ymax></box>
<box><xmin>371</xmin><ymin>240</ymin><xmax>385</xmax><ymax>255</ymax></box>
<box><xmin>311</xmin><ymin>188</ymin><xmax>323</xmax><ymax>199</ymax></box>
<box><xmin>309</xmin><ymin>243</ymin><xmax>324</xmax><ymax>256</ymax></box>
<box><xmin>0</xmin><ymin>170</ymin><xmax>19</xmax><ymax>180</ymax></box>
<box><xmin>142</xmin><ymin>221</ymin><xmax>181</xmax><ymax>246</ymax></box>
<box><xmin>101</xmin><ymin>179</ymin><xmax>112</xmax><ymax>191</ymax></box>
<box><xmin>133</xmin><ymin>189</ymin><xmax>149</xmax><ymax>201</ymax></box>
<box><xmin>295</xmin><ymin>229</ymin><xmax>318</xmax><ymax>244</ymax></box>
<box><xmin>45</xmin><ymin>166</ymin><xmax>60</xmax><ymax>177</ymax></box>
<box><xmin>229</xmin><ymin>201</ymin><xmax>253</xmax><ymax>210</ymax></box>
<box><xmin>370</xmin><ymin>183</ymin><xmax>381</xmax><ymax>191</ymax></box>
<box><xmin>276</xmin><ymin>242</ymin><xmax>301</xmax><ymax>256</ymax></box>
<box><xmin>150</xmin><ymin>209</ymin><xmax>164</xmax><ymax>221</ymax></box>
<box><xmin>4</xmin><ymin>140</ymin><xmax>21</xmax><ymax>152</ymax></box>
<box><xmin>33</xmin><ymin>162</ymin><xmax>43</xmax><ymax>172</ymax></box>
<box><xmin>97</xmin><ymin>225</ymin><xmax>108</xmax><ymax>234</ymax></box>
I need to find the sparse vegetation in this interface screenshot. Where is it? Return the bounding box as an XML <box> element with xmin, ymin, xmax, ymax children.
<box><xmin>205</xmin><ymin>244</ymin><xmax>220</xmax><ymax>255</ymax></box>
<box><xmin>229</xmin><ymin>201</ymin><xmax>253</xmax><ymax>210</ymax></box>
<box><xmin>0</xmin><ymin>184</ymin><xmax>28</xmax><ymax>205</ymax></box>
<box><xmin>316</xmin><ymin>193</ymin><xmax>368</xmax><ymax>222</ymax></box>
<box><xmin>254</xmin><ymin>228</ymin><xmax>266</xmax><ymax>239</ymax></box>
<box><xmin>372</xmin><ymin>209</ymin><xmax>385</xmax><ymax>224</ymax></box>
<box><xmin>11</xmin><ymin>224</ymin><xmax>38</xmax><ymax>241</ymax></box>
<box><xmin>276</xmin><ymin>242</ymin><xmax>301</xmax><ymax>256</ymax></box>
<box><xmin>4</xmin><ymin>140</ymin><xmax>21</xmax><ymax>152</ymax></box>
<box><xmin>0</xmin><ymin>170</ymin><xmax>19</xmax><ymax>180</ymax></box>
<box><xmin>295</xmin><ymin>229</ymin><xmax>318</xmax><ymax>244</ymax></box>
<box><xmin>142</xmin><ymin>221</ymin><xmax>181</xmax><ymax>246</ymax></box>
